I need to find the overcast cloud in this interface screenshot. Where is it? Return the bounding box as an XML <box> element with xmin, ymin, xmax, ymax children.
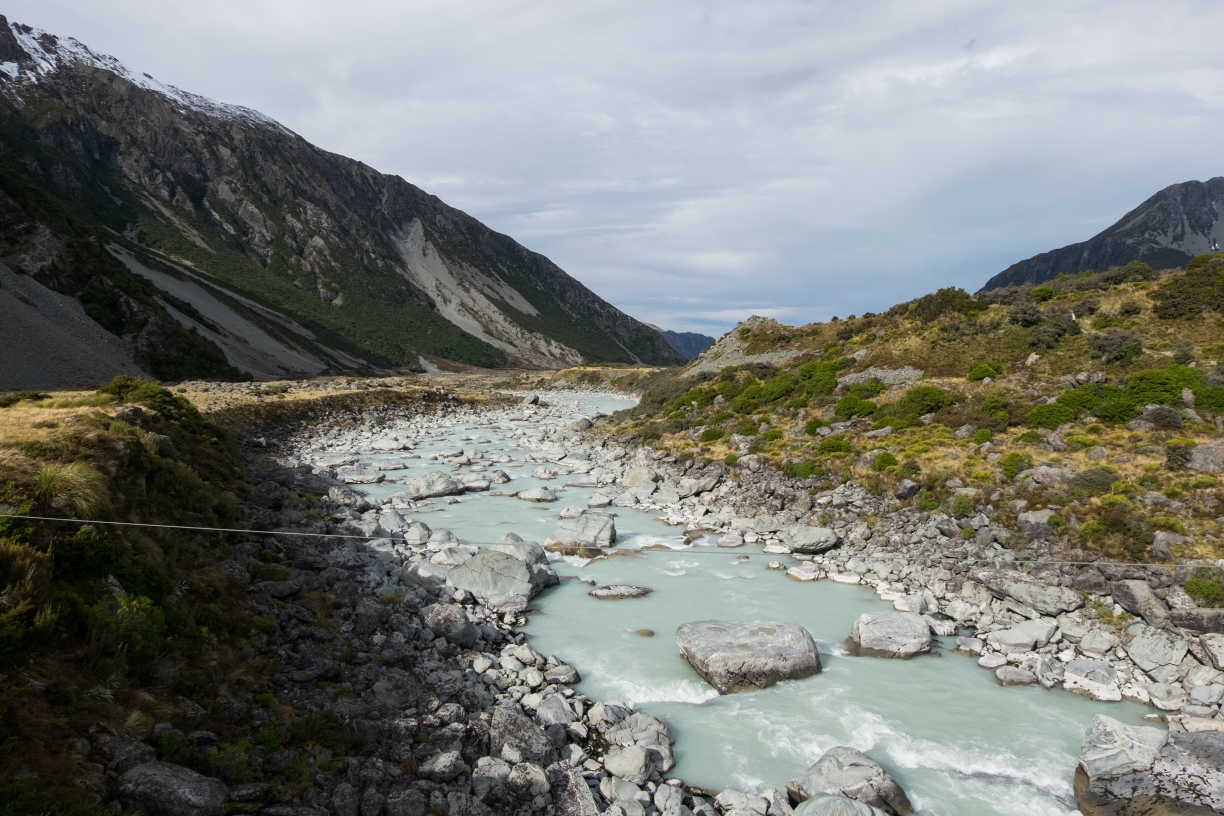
<box><xmin>10</xmin><ymin>0</ymin><xmax>1224</xmax><ymax>335</ymax></box>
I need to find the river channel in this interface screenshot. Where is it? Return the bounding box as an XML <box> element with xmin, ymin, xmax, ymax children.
<box><xmin>346</xmin><ymin>391</ymin><xmax>1155</xmax><ymax>816</ymax></box>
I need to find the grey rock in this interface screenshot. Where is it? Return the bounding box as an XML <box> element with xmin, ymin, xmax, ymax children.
<box><xmin>506</xmin><ymin>762</ymin><xmax>550</xmax><ymax>798</ymax></box>
<box><xmin>1074</xmin><ymin>714</ymin><xmax>1167</xmax><ymax>815</ymax></box>
<box><xmin>605</xmin><ymin>744</ymin><xmax>650</xmax><ymax>785</ymax></box>
<box><xmin>974</xmin><ymin>569</ymin><xmax>1084</xmax><ymax>616</ymax></box>
<box><xmin>847</xmin><ymin>613</ymin><xmax>931</xmax><ymax>659</ymax></box>
<box><xmin>401</xmin><ymin>561</ymin><xmax>451</xmax><ymax>588</ymax></box>
<box><xmin>332</xmin><ymin>782</ymin><xmax>361</xmax><ymax>816</ymax></box>
<box><xmin>361</xmin><ymin>788</ymin><xmax>386</xmax><ymax>816</ymax></box>
<box><xmin>1110</xmin><ymin>580</ymin><xmax>1169</xmax><ymax>627</ymax></box>
<box><xmin>893</xmin><ymin>480</ymin><xmax>920</xmax><ymax>500</ymax></box>
<box><xmin>406</xmin><ymin>470</ymin><xmax>463</xmax><ymax>498</ymax></box>
<box><xmin>1126</xmin><ymin>625</ymin><xmax>1188</xmax><ymax>672</ymax></box>
<box><xmin>786</xmin><ymin>747</ymin><xmax>912</xmax><ymax>815</ymax></box>
<box><xmin>1064</xmin><ymin>659</ymin><xmax>1122</xmax><ymax>701</ymax></box>
<box><xmin>1201</xmin><ymin>633</ymin><xmax>1224</xmax><ymax>670</ymax></box>
<box><xmin>996</xmin><ymin>666</ymin><xmax>1038</xmax><ymax>686</ymax></box>
<box><xmin>589</xmin><ymin>585</ymin><xmax>652</xmax><ymax>600</ymax></box>
<box><xmin>490</xmin><ymin>705</ymin><xmax>557</xmax><ymax>766</ymax></box>
<box><xmin>446</xmin><ymin>550</ymin><xmax>540</xmax><ymax>612</ymax></box>
<box><xmin>675</xmin><ymin>620</ymin><xmax>821</xmax><ymax>694</ymax></box>
<box><xmin>1150</xmin><ymin>731</ymin><xmax>1224</xmax><ymax>812</ymax></box>
<box><xmin>534</xmin><ymin>694</ymin><xmax>576</xmax><ymax>727</ymax></box>
<box><xmin>419</xmin><ymin>750</ymin><xmax>466</xmax><ymax>782</ymax></box>
<box><xmin>623</xmin><ymin>467</ymin><xmax>660</xmax><ymax>487</ymax></box>
<box><xmin>1188</xmin><ymin>439</ymin><xmax>1224</xmax><ymax>473</ymax></box>
<box><xmin>386</xmin><ymin>790</ymin><xmax>426</xmax><ymax>816</ymax></box>
<box><xmin>545</xmin><ymin>512</ymin><xmax>617</xmax><ymax>549</ymax></box>
<box><xmin>489</xmin><ymin>538</ymin><xmax>549</xmax><ymax>565</ymax></box>
<box><xmin>792</xmin><ymin>794</ymin><xmax>889</xmax><ymax>816</ymax></box>
<box><xmin>1169</xmin><ymin>608</ymin><xmax>1224</xmax><ymax>634</ymax></box>
<box><xmin>1016</xmin><ymin>509</ymin><xmax>1055</xmax><ymax>541</ymax></box>
<box><xmin>116</xmin><ymin>761</ymin><xmax>227</xmax><ymax>816</ymax></box>
<box><xmin>518</xmin><ymin>487</ymin><xmax>558</xmax><ymax>503</ymax></box>
<box><xmin>547</xmin><ymin>763</ymin><xmax>600</xmax><ymax>816</ymax></box>
<box><xmin>781</xmin><ymin>526</ymin><xmax>843</xmax><ymax>555</ymax></box>
<box><xmin>422</xmin><ymin>603</ymin><xmax>477</xmax><ymax>648</ymax></box>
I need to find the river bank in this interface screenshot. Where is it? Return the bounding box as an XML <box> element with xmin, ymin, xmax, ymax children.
<box><xmin>113</xmin><ymin>380</ymin><xmax>1223</xmax><ymax>816</ymax></box>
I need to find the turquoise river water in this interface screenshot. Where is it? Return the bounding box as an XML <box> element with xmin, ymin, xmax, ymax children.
<box><xmin>349</xmin><ymin>393</ymin><xmax>1155</xmax><ymax>816</ymax></box>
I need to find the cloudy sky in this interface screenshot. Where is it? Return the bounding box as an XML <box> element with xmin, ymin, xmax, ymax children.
<box><xmin>11</xmin><ymin>1</ymin><xmax>1224</xmax><ymax>336</ymax></box>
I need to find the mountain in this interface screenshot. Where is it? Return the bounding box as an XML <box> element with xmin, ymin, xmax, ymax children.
<box><xmin>980</xmin><ymin>177</ymin><xmax>1224</xmax><ymax>290</ymax></box>
<box><xmin>0</xmin><ymin>17</ymin><xmax>682</xmax><ymax>386</ymax></box>
<box><xmin>646</xmin><ymin>326</ymin><xmax>716</xmax><ymax>361</ymax></box>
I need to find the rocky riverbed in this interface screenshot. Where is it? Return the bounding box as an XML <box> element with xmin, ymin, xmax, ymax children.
<box><xmin>104</xmin><ymin>385</ymin><xmax>1224</xmax><ymax>816</ymax></box>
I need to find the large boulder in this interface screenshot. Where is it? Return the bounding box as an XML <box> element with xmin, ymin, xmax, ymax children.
<box><xmin>547</xmin><ymin>764</ymin><xmax>600</xmax><ymax>816</ymax></box>
<box><xmin>1110</xmin><ymin>580</ymin><xmax>1169</xmax><ymax>627</ymax></box>
<box><xmin>117</xmin><ymin>762</ymin><xmax>227</xmax><ymax>816</ymax></box>
<box><xmin>622</xmin><ymin>467</ymin><xmax>659</xmax><ymax>487</ymax></box>
<box><xmin>675</xmin><ymin>620</ymin><xmax>821</xmax><ymax>694</ymax></box>
<box><xmin>402</xmin><ymin>560</ymin><xmax>451</xmax><ymax>588</ymax></box>
<box><xmin>781</xmin><ymin>526</ymin><xmax>843</xmax><ymax>554</ymax></box>
<box><xmin>1188</xmin><ymin>439</ymin><xmax>1224</xmax><ymax>473</ymax></box>
<box><xmin>1170</xmin><ymin>608</ymin><xmax>1224</xmax><ymax>634</ymax></box>
<box><xmin>973</xmin><ymin>569</ymin><xmax>1084</xmax><ymax>616</ymax></box>
<box><xmin>490</xmin><ymin>705</ymin><xmax>556</xmax><ymax>766</ymax></box>
<box><xmin>786</xmin><ymin>747</ymin><xmax>912</xmax><ymax>815</ymax></box>
<box><xmin>1063</xmin><ymin>659</ymin><xmax>1122</xmax><ymax>702</ymax></box>
<box><xmin>1074</xmin><ymin>714</ymin><xmax>1224</xmax><ymax>815</ymax></box>
<box><xmin>446</xmin><ymin>550</ymin><xmax>541</xmax><ymax>612</ymax></box>
<box><xmin>545</xmin><ymin>513</ymin><xmax>617</xmax><ymax>551</ymax></box>
<box><xmin>1125</xmin><ymin>625</ymin><xmax>1188</xmax><ymax>673</ymax></box>
<box><xmin>518</xmin><ymin>487</ymin><xmax>558</xmax><ymax>503</ymax></box>
<box><xmin>847</xmin><ymin>613</ymin><xmax>931</xmax><ymax>659</ymax></box>
<box><xmin>422</xmin><ymin>603</ymin><xmax>478</xmax><ymax>648</ymax></box>
<box><xmin>793</xmin><ymin>794</ymin><xmax>889</xmax><ymax>816</ymax></box>
<box><xmin>1016</xmin><ymin>509</ymin><xmax>1056</xmax><ymax>541</ymax></box>
<box><xmin>406</xmin><ymin>471</ymin><xmax>463</xmax><ymax>498</ymax></box>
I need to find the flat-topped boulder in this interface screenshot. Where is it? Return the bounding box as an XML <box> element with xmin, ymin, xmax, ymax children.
<box><xmin>445</xmin><ymin>550</ymin><xmax>543</xmax><ymax>612</ymax></box>
<box><xmin>676</xmin><ymin>620</ymin><xmax>821</xmax><ymax>694</ymax></box>
<box><xmin>1075</xmin><ymin>714</ymin><xmax>1224</xmax><ymax>815</ymax></box>
<box><xmin>117</xmin><ymin>761</ymin><xmax>227</xmax><ymax>816</ymax></box>
<box><xmin>787</xmin><ymin>746</ymin><xmax>912</xmax><ymax>816</ymax></box>
<box><xmin>589</xmin><ymin>585</ymin><xmax>652</xmax><ymax>600</ymax></box>
<box><xmin>847</xmin><ymin>613</ymin><xmax>931</xmax><ymax>659</ymax></box>
<box><xmin>974</xmin><ymin>568</ymin><xmax>1084</xmax><ymax>616</ymax></box>
<box><xmin>518</xmin><ymin>487</ymin><xmax>558</xmax><ymax>503</ymax></box>
<box><xmin>545</xmin><ymin>512</ymin><xmax>616</xmax><ymax>551</ymax></box>
<box><xmin>406</xmin><ymin>470</ymin><xmax>463</xmax><ymax>498</ymax></box>
<box><xmin>781</xmin><ymin>526</ymin><xmax>843</xmax><ymax>554</ymax></box>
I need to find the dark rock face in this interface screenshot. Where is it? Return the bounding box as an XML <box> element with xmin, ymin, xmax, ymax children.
<box><xmin>981</xmin><ymin>177</ymin><xmax>1224</xmax><ymax>290</ymax></box>
<box><xmin>117</xmin><ymin>761</ymin><xmax>228</xmax><ymax>816</ymax></box>
<box><xmin>660</xmin><ymin>330</ymin><xmax>716</xmax><ymax>362</ymax></box>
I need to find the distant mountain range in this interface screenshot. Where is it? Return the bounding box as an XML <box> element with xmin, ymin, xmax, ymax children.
<box><xmin>981</xmin><ymin>177</ymin><xmax>1224</xmax><ymax>290</ymax></box>
<box><xmin>0</xmin><ymin>16</ymin><xmax>682</xmax><ymax>387</ymax></box>
<box><xmin>647</xmin><ymin>327</ymin><xmax>716</xmax><ymax>361</ymax></box>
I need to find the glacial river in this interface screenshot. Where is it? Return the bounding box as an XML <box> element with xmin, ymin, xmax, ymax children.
<box><xmin>349</xmin><ymin>392</ymin><xmax>1155</xmax><ymax>816</ymax></box>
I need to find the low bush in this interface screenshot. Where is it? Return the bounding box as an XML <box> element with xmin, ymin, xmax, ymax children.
<box><xmin>1031</xmin><ymin>285</ymin><xmax>1054</xmax><ymax>303</ymax></box>
<box><xmin>999</xmin><ymin>452</ymin><xmax>1034</xmax><ymax>479</ymax></box>
<box><xmin>872</xmin><ymin>452</ymin><xmax>898</xmax><ymax>471</ymax></box>
<box><xmin>817</xmin><ymin>436</ymin><xmax>853</xmax><ymax>454</ymax></box>
<box><xmin>967</xmin><ymin>361</ymin><xmax>1002</xmax><ymax>381</ymax></box>
<box><xmin>783</xmin><ymin>461</ymin><xmax>822</xmax><ymax>479</ymax></box>
<box><xmin>1068</xmin><ymin>467</ymin><xmax>1118</xmax><ymax>495</ymax></box>
<box><xmin>1088</xmin><ymin>329</ymin><xmax>1143</xmax><ymax>362</ymax></box>
<box><xmin>972</xmin><ymin>428</ymin><xmax>993</xmax><ymax>444</ymax></box>
<box><xmin>1184</xmin><ymin>567</ymin><xmax>1224</xmax><ymax>608</ymax></box>
<box><xmin>834</xmin><ymin>395</ymin><xmax>876</xmax><ymax>420</ymax></box>
<box><xmin>699</xmin><ymin>427</ymin><xmax>724</xmax><ymax>443</ymax></box>
<box><xmin>803</xmin><ymin>418</ymin><xmax>828</xmax><ymax>435</ymax></box>
<box><xmin>1027</xmin><ymin>403</ymin><xmax>1074</xmax><ymax>429</ymax></box>
<box><xmin>915</xmin><ymin>490</ymin><xmax>939</xmax><ymax>511</ymax></box>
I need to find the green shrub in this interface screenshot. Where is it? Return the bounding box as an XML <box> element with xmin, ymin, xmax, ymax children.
<box><xmin>950</xmin><ymin>494</ymin><xmax>975</xmax><ymax>518</ymax></box>
<box><xmin>0</xmin><ymin>391</ymin><xmax>49</xmax><ymax>408</ymax></box>
<box><xmin>735</xmin><ymin>420</ymin><xmax>761</xmax><ymax>436</ymax></box>
<box><xmin>290</xmin><ymin>712</ymin><xmax>366</xmax><ymax>757</ymax></box>
<box><xmin>1068</xmin><ymin>468</ymin><xmax>1118</xmax><ymax>495</ymax></box>
<box><xmin>762</xmin><ymin>428</ymin><xmax>783</xmax><ymax>442</ymax></box>
<box><xmin>724</xmin><ymin>454</ymin><xmax>739</xmax><ymax>466</ymax></box>
<box><xmin>896</xmin><ymin>385</ymin><xmax>958</xmax><ymax>416</ymax></box>
<box><xmin>847</xmin><ymin>379</ymin><xmax>884</xmax><ymax>399</ymax></box>
<box><xmin>1016</xmin><ymin>430</ymin><xmax>1044</xmax><ymax>443</ymax></box>
<box><xmin>1026</xmin><ymin>403</ymin><xmax>1074</xmax><ymax>429</ymax></box>
<box><xmin>979</xmin><ymin>393</ymin><xmax>1011</xmax><ymax>422</ymax></box>
<box><xmin>907</xmin><ymin>287</ymin><xmax>988</xmax><ymax>323</ymax></box>
<box><xmin>1184</xmin><ymin>567</ymin><xmax>1224</xmax><ymax>608</ymax></box>
<box><xmin>817</xmin><ymin>436</ymin><xmax>853</xmax><ymax>454</ymax></box>
<box><xmin>972</xmin><ymin>428</ymin><xmax>993</xmax><ymax>445</ymax></box>
<box><xmin>871</xmin><ymin>452</ymin><xmax>898</xmax><ymax>472</ymax></box>
<box><xmin>999</xmin><ymin>452</ymin><xmax>1034</xmax><ymax>479</ymax></box>
<box><xmin>783</xmin><ymin>461</ymin><xmax>821</xmax><ymax>479</ymax></box>
<box><xmin>834</xmin><ymin>395</ymin><xmax>876</xmax><ymax>420</ymax></box>
<box><xmin>1126</xmin><ymin>365</ymin><xmax>1202</xmax><ymax>406</ymax></box>
<box><xmin>961</xmin><ymin>526</ymin><xmax>976</xmax><ymax>540</ymax></box>
<box><xmin>1165</xmin><ymin>443</ymin><xmax>1194</xmax><ymax>471</ymax></box>
<box><xmin>1031</xmin><ymin>286</ymin><xmax>1054</xmax><ymax>303</ymax></box>
<box><xmin>252</xmin><ymin>614</ymin><xmax>279</xmax><ymax>635</ymax></box>
<box><xmin>255</xmin><ymin>728</ymin><xmax>283</xmax><ymax>752</ymax></box>
<box><xmin>967</xmin><ymin>361</ymin><xmax>1002</xmax><ymax>381</ymax></box>
<box><xmin>1088</xmin><ymin>329</ymin><xmax>1142</xmax><ymax>362</ymax></box>
<box><xmin>915</xmin><ymin>490</ymin><xmax>939</xmax><ymax>511</ymax></box>
<box><xmin>699</xmin><ymin>427</ymin><xmax>724</xmax><ymax>443</ymax></box>
<box><xmin>803</xmin><ymin>418</ymin><xmax>828</xmax><ymax>436</ymax></box>
<box><xmin>1118</xmin><ymin>300</ymin><xmax>1143</xmax><ymax>316</ymax></box>
<box><xmin>91</xmin><ymin>595</ymin><xmax>165</xmax><ymax>659</ymax></box>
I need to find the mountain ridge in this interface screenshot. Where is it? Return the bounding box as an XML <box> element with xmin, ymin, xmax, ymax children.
<box><xmin>0</xmin><ymin>15</ymin><xmax>682</xmax><ymax>385</ymax></box>
<box><xmin>981</xmin><ymin>176</ymin><xmax>1224</xmax><ymax>290</ymax></box>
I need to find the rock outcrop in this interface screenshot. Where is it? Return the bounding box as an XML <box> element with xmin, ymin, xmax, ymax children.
<box><xmin>675</xmin><ymin>620</ymin><xmax>822</xmax><ymax>694</ymax></box>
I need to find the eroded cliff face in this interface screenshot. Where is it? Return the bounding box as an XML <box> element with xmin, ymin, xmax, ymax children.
<box><xmin>982</xmin><ymin>177</ymin><xmax>1224</xmax><ymax>290</ymax></box>
<box><xmin>0</xmin><ymin>16</ymin><xmax>682</xmax><ymax>380</ymax></box>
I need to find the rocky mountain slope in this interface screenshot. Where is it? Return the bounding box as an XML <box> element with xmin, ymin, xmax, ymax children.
<box><xmin>653</xmin><ymin>328</ymin><xmax>715</xmax><ymax>361</ymax></box>
<box><xmin>982</xmin><ymin>177</ymin><xmax>1224</xmax><ymax>290</ymax></box>
<box><xmin>0</xmin><ymin>16</ymin><xmax>681</xmax><ymax>385</ymax></box>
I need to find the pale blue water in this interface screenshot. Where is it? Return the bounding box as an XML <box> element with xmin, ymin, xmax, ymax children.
<box><xmin>342</xmin><ymin>393</ymin><xmax>1155</xmax><ymax>816</ymax></box>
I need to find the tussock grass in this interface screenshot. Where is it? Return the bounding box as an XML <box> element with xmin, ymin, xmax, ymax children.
<box><xmin>33</xmin><ymin>462</ymin><xmax>109</xmax><ymax>516</ymax></box>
